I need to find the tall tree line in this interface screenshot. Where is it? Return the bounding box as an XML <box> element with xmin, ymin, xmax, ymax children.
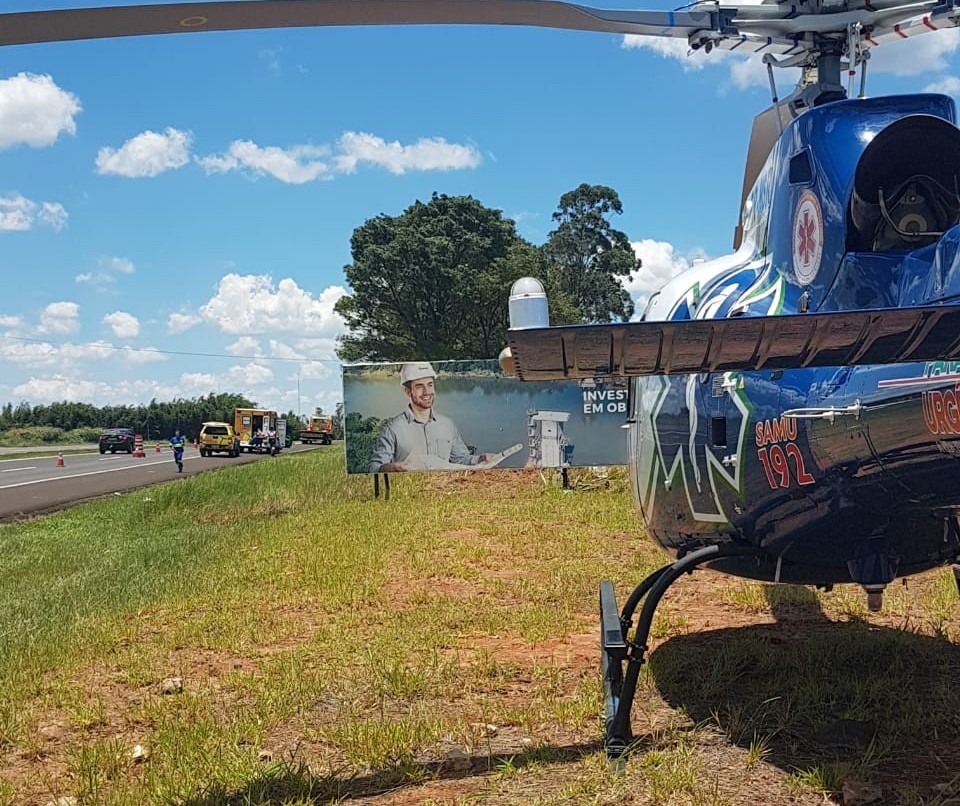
<box><xmin>335</xmin><ymin>184</ymin><xmax>640</xmax><ymax>362</ymax></box>
<box><xmin>0</xmin><ymin>392</ymin><xmax>256</xmax><ymax>439</ymax></box>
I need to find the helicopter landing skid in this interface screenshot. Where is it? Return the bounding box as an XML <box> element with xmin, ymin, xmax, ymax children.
<box><xmin>601</xmin><ymin>544</ymin><xmax>761</xmax><ymax>758</ymax></box>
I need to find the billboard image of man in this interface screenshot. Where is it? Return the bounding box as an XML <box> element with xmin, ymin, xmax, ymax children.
<box><xmin>369</xmin><ymin>362</ymin><xmax>495</xmax><ymax>473</ymax></box>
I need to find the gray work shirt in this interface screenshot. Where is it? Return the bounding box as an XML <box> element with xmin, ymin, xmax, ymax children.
<box><xmin>369</xmin><ymin>407</ymin><xmax>480</xmax><ymax>472</ymax></box>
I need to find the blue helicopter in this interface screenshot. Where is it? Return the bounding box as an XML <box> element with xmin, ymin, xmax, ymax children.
<box><xmin>495</xmin><ymin>4</ymin><xmax>960</xmax><ymax>756</ymax></box>
<box><xmin>7</xmin><ymin>0</ymin><xmax>960</xmax><ymax>760</ymax></box>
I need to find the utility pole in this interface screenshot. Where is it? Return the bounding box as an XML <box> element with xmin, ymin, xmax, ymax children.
<box><xmin>297</xmin><ymin>372</ymin><xmax>301</xmax><ymax>419</ymax></box>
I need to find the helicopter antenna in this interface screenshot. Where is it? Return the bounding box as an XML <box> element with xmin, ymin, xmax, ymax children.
<box><xmin>763</xmin><ymin>55</ymin><xmax>784</xmax><ymax>135</ymax></box>
<box><xmin>859</xmin><ymin>49</ymin><xmax>870</xmax><ymax>98</ymax></box>
<box><xmin>847</xmin><ymin>23</ymin><xmax>857</xmax><ymax>96</ymax></box>
<box><xmin>846</xmin><ymin>22</ymin><xmax>869</xmax><ymax>97</ymax></box>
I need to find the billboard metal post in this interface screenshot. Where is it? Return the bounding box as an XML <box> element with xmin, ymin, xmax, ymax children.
<box><xmin>373</xmin><ymin>473</ymin><xmax>391</xmax><ymax>501</ymax></box>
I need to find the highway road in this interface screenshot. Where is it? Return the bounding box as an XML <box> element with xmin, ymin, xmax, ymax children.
<box><xmin>0</xmin><ymin>443</ymin><xmax>319</xmax><ymax>522</ymax></box>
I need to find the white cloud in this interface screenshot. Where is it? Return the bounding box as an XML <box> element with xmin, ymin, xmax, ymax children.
<box><xmin>167</xmin><ymin>311</ymin><xmax>201</xmax><ymax>334</ymax></box>
<box><xmin>39</xmin><ymin>202</ymin><xmax>68</xmax><ymax>231</ymax></box>
<box><xmin>924</xmin><ymin>75</ymin><xmax>960</xmax><ymax>95</ymax></box>
<box><xmin>621</xmin><ymin>37</ymin><xmax>798</xmax><ymax>91</ymax></box>
<box><xmin>0</xmin><ymin>196</ymin><xmax>33</xmax><ymax>232</ymax></box>
<box><xmin>198</xmin><ymin>132</ymin><xmax>481</xmax><ymax>183</ymax></box>
<box><xmin>13</xmin><ymin>375</ymin><xmax>100</xmax><ymax>403</ymax></box>
<box><xmin>727</xmin><ymin>57</ymin><xmax>783</xmax><ymax>91</ymax></box>
<box><xmin>199</xmin><ymin>274</ymin><xmax>346</xmax><ymax>337</ymax></box>
<box><xmin>0</xmin><ymin>315</ymin><xmax>23</xmax><ymax>329</ymax></box>
<box><xmin>96</xmin><ymin>127</ymin><xmax>192</xmax><ymax>178</ymax></box>
<box><xmin>179</xmin><ymin>372</ymin><xmax>220</xmax><ymax>396</ymax></box>
<box><xmin>178</xmin><ymin>362</ymin><xmax>274</xmax><ymax>398</ymax></box>
<box><xmin>227</xmin><ymin>362</ymin><xmax>273</xmax><ymax>386</ymax></box>
<box><xmin>8</xmin><ymin>353</ymin><xmax>335</xmax><ymax>407</ymax></box>
<box><xmin>335</xmin><ymin>132</ymin><xmax>482</xmax><ymax>175</ymax></box>
<box><xmin>290</xmin><ymin>338</ymin><xmax>338</xmax><ymax>378</ymax></box>
<box><xmin>625</xmin><ymin>239</ymin><xmax>696</xmax><ymax>311</ymax></box>
<box><xmin>0</xmin><ymin>194</ymin><xmax>67</xmax><ymax>232</ymax></box>
<box><xmin>0</xmin><ymin>73</ymin><xmax>81</xmax><ymax>150</ymax></box>
<box><xmin>258</xmin><ymin>47</ymin><xmax>284</xmax><ymax>76</ymax></box>
<box><xmin>59</xmin><ymin>340</ymin><xmax>115</xmax><ymax>361</ymax></box>
<box><xmin>103</xmin><ymin>311</ymin><xmax>140</xmax><ymax>339</ymax></box>
<box><xmin>116</xmin><ymin>345</ymin><xmax>166</xmax><ymax>364</ymax></box>
<box><xmin>75</xmin><ymin>272</ymin><xmax>113</xmax><ymax>285</ymax></box>
<box><xmin>622</xmin><ymin>29</ymin><xmax>960</xmax><ymax>89</ymax></box>
<box><xmin>198</xmin><ymin>141</ymin><xmax>330</xmax><ymax>184</ymax></box>
<box><xmin>293</xmin><ymin>337</ymin><xmax>339</xmax><ymax>357</ymax></box>
<box><xmin>268</xmin><ymin>339</ymin><xmax>305</xmax><ymax>360</ymax></box>
<box><xmin>225</xmin><ymin>336</ymin><xmax>264</xmax><ymax>356</ymax></box>
<box><xmin>76</xmin><ymin>256</ymin><xmax>133</xmax><ymax>287</ymax></box>
<box><xmin>295</xmin><ymin>360</ymin><xmax>334</xmax><ymax>380</ymax></box>
<box><xmin>621</xmin><ymin>36</ymin><xmax>704</xmax><ymax>70</ymax></box>
<box><xmin>101</xmin><ymin>256</ymin><xmax>134</xmax><ymax>274</ymax></box>
<box><xmin>0</xmin><ymin>339</ymin><xmax>58</xmax><ymax>366</ymax></box>
<box><xmin>0</xmin><ymin>338</ymin><xmax>165</xmax><ymax>369</ymax></box>
<box><xmin>870</xmin><ymin>30</ymin><xmax>960</xmax><ymax>77</ymax></box>
<box><xmin>37</xmin><ymin>301</ymin><xmax>79</xmax><ymax>335</ymax></box>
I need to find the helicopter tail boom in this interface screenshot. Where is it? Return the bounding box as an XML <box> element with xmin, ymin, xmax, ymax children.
<box><xmin>507</xmin><ymin>303</ymin><xmax>960</xmax><ymax>380</ymax></box>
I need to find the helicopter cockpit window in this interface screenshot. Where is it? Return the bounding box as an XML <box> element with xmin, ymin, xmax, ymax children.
<box><xmin>639</xmin><ymin>292</ymin><xmax>660</xmax><ymax>321</ymax></box>
<box><xmin>742</xmin><ymin>151</ymin><xmax>776</xmax><ymax>259</ymax></box>
<box><xmin>789</xmin><ymin>150</ymin><xmax>813</xmax><ymax>185</ymax></box>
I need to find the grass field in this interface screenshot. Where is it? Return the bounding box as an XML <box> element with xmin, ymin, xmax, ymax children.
<box><xmin>1</xmin><ymin>450</ymin><xmax>958</xmax><ymax>805</ymax></box>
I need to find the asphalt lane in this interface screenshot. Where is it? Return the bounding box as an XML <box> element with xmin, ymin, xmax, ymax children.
<box><xmin>0</xmin><ymin>443</ymin><xmax>319</xmax><ymax>522</ymax></box>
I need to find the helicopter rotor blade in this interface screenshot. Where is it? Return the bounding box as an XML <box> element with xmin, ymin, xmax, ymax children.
<box><xmin>0</xmin><ymin>0</ymin><xmax>715</xmax><ymax>47</ymax></box>
<box><xmin>861</xmin><ymin>6</ymin><xmax>959</xmax><ymax>46</ymax></box>
<box><xmin>2</xmin><ymin>0</ymin><xmax>959</xmax><ymax>58</ymax></box>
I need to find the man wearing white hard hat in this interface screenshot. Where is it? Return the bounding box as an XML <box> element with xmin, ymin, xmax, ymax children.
<box><xmin>369</xmin><ymin>361</ymin><xmax>492</xmax><ymax>472</ymax></box>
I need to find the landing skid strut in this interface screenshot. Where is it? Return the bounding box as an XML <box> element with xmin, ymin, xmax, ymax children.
<box><xmin>600</xmin><ymin>544</ymin><xmax>760</xmax><ymax>757</ymax></box>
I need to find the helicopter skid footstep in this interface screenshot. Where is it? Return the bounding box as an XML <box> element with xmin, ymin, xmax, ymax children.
<box><xmin>600</xmin><ymin>544</ymin><xmax>761</xmax><ymax>759</ymax></box>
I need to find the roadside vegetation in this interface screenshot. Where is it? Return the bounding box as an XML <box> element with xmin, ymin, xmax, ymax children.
<box><xmin>0</xmin><ymin>451</ymin><xmax>958</xmax><ymax>805</ymax></box>
<box><xmin>0</xmin><ymin>426</ymin><xmax>100</xmax><ymax>447</ymax></box>
<box><xmin>0</xmin><ymin>394</ymin><xmax>325</xmax><ymax>447</ymax></box>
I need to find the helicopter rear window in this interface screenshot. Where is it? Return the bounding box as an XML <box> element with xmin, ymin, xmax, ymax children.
<box><xmin>789</xmin><ymin>150</ymin><xmax>812</xmax><ymax>185</ymax></box>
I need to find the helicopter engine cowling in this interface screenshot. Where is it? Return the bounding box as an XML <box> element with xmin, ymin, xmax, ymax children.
<box><xmin>849</xmin><ymin>114</ymin><xmax>960</xmax><ymax>252</ymax></box>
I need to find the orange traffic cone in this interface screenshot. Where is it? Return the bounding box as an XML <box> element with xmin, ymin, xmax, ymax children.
<box><xmin>155</xmin><ymin>443</ymin><xmax>161</xmax><ymax>453</ymax></box>
<box><xmin>193</xmin><ymin>439</ymin><xmax>199</xmax><ymax>450</ymax></box>
<box><xmin>56</xmin><ymin>451</ymin><xmax>64</xmax><ymax>467</ymax></box>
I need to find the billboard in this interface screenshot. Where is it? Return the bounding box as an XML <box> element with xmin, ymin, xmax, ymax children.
<box><xmin>342</xmin><ymin>359</ymin><xmax>629</xmax><ymax>474</ymax></box>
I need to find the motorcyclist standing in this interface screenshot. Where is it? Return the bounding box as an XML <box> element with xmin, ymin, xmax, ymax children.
<box><xmin>169</xmin><ymin>428</ymin><xmax>186</xmax><ymax>473</ymax></box>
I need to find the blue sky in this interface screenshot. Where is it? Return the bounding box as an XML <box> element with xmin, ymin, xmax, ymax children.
<box><xmin>1</xmin><ymin>1</ymin><xmax>959</xmax><ymax>415</ymax></box>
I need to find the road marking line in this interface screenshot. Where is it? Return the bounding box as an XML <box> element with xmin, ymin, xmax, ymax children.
<box><xmin>0</xmin><ymin>458</ymin><xmax>190</xmax><ymax>489</ymax></box>
<box><xmin>1</xmin><ymin>466</ymin><xmax>36</xmax><ymax>472</ymax></box>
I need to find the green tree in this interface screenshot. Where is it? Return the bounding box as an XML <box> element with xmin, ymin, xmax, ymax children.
<box><xmin>543</xmin><ymin>183</ymin><xmax>639</xmax><ymax>323</ymax></box>
<box><xmin>335</xmin><ymin>193</ymin><xmax>539</xmax><ymax>362</ymax></box>
<box><xmin>0</xmin><ymin>393</ymin><xmax>257</xmax><ymax>440</ymax></box>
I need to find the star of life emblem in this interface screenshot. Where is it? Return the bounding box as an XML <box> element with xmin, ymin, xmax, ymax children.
<box><xmin>793</xmin><ymin>191</ymin><xmax>823</xmax><ymax>285</ymax></box>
